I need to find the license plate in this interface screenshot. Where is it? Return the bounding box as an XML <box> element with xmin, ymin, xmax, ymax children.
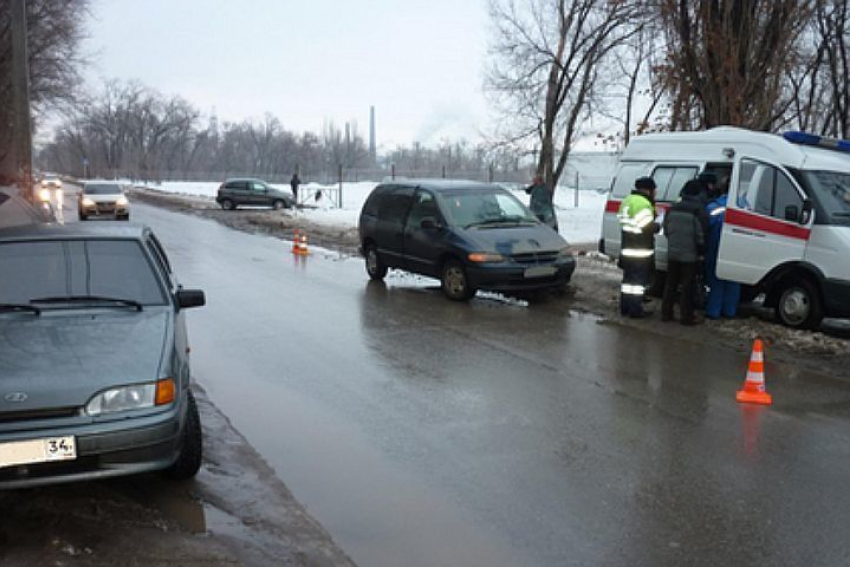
<box><xmin>524</xmin><ymin>266</ymin><xmax>557</xmax><ymax>278</ymax></box>
<box><xmin>0</xmin><ymin>436</ymin><xmax>76</xmax><ymax>469</ymax></box>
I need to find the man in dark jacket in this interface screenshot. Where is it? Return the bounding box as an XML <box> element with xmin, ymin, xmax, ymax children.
<box><xmin>290</xmin><ymin>172</ymin><xmax>301</xmax><ymax>205</ymax></box>
<box><xmin>661</xmin><ymin>180</ymin><xmax>706</xmax><ymax>325</ymax></box>
<box><xmin>525</xmin><ymin>175</ymin><xmax>558</xmax><ymax>231</ymax></box>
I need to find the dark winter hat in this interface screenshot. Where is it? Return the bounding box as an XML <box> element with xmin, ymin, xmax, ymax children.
<box><xmin>680</xmin><ymin>179</ymin><xmax>704</xmax><ymax>198</ymax></box>
<box><xmin>635</xmin><ymin>176</ymin><xmax>656</xmax><ymax>190</ymax></box>
<box><xmin>697</xmin><ymin>172</ymin><xmax>718</xmax><ymax>185</ymax></box>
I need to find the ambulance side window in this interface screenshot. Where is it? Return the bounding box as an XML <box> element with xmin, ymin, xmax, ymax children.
<box><xmin>651</xmin><ymin>166</ymin><xmax>698</xmax><ymax>201</ymax></box>
<box><xmin>736</xmin><ymin>159</ymin><xmax>803</xmax><ymax>221</ymax></box>
<box><xmin>773</xmin><ymin>172</ymin><xmax>804</xmax><ymax>221</ymax></box>
<box><xmin>612</xmin><ymin>163</ymin><xmax>648</xmax><ymax>198</ymax></box>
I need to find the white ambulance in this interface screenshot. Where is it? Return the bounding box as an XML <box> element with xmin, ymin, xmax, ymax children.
<box><xmin>600</xmin><ymin>127</ymin><xmax>850</xmax><ymax>329</ymax></box>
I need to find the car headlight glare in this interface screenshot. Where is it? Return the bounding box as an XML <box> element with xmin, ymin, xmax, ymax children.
<box><xmin>116</xmin><ymin>195</ymin><xmax>129</xmax><ymax>206</ymax></box>
<box><xmin>468</xmin><ymin>252</ymin><xmax>506</xmax><ymax>263</ymax></box>
<box><xmin>82</xmin><ymin>197</ymin><xmax>95</xmax><ymax>207</ymax></box>
<box><xmin>38</xmin><ymin>188</ymin><xmax>51</xmax><ymax>202</ymax></box>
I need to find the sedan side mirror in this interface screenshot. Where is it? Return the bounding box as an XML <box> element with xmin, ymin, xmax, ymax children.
<box><xmin>420</xmin><ymin>217</ymin><xmax>438</xmax><ymax>229</ymax></box>
<box><xmin>176</xmin><ymin>289</ymin><xmax>206</xmax><ymax>309</ymax></box>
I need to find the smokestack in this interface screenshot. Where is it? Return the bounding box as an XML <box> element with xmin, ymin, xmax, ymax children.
<box><xmin>369</xmin><ymin>106</ymin><xmax>376</xmax><ymax>163</ymax></box>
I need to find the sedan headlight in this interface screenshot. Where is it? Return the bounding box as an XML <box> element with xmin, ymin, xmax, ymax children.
<box><xmin>81</xmin><ymin>197</ymin><xmax>95</xmax><ymax>207</ymax></box>
<box><xmin>557</xmin><ymin>246</ymin><xmax>573</xmax><ymax>258</ymax></box>
<box><xmin>468</xmin><ymin>252</ymin><xmax>506</xmax><ymax>263</ymax></box>
<box><xmin>86</xmin><ymin>378</ymin><xmax>176</xmax><ymax>416</ymax></box>
<box><xmin>116</xmin><ymin>195</ymin><xmax>129</xmax><ymax>206</ymax></box>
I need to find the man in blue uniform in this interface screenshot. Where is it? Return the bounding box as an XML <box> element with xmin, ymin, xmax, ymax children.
<box><xmin>704</xmin><ymin>184</ymin><xmax>741</xmax><ymax>318</ymax></box>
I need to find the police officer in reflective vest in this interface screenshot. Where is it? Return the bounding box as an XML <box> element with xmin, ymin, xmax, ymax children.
<box><xmin>618</xmin><ymin>176</ymin><xmax>660</xmax><ymax>318</ymax></box>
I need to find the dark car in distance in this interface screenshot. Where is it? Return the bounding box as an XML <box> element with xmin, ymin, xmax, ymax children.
<box><xmin>0</xmin><ymin>223</ymin><xmax>206</xmax><ymax>488</ymax></box>
<box><xmin>216</xmin><ymin>178</ymin><xmax>295</xmax><ymax>211</ymax></box>
<box><xmin>358</xmin><ymin>180</ymin><xmax>576</xmax><ymax>300</ymax></box>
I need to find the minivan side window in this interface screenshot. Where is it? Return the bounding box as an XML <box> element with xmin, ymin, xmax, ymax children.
<box><xmin>407</xmin><ymin>191</ymin><xmax>439</xmax><ymax>228</ymax></box>
<box><xmin>611</xmin><ymin>163</ymin><xmax>648</xmax><ymax>198</ymax></box>
<box><xmin>737</xmin><ymin>159</ymin><xmax>803</xmax><ymax>221</ymax></box>
<box><xmin>226</xmin><ymin>181</ymin><xmax>248</xmax><ymax>190</ymax></box>
<box><xmin>251</xmin><ymin>182</ymin><xmax>266</xmax><ymax>192</ymax></box>
<box><xmin>378</xmin><ymin>190</ymin><xmax>413</xmax><ymax>223</ymax></box>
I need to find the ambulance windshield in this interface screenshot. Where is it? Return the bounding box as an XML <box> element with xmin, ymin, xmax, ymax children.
<box><xmin>803</xmin><ymin>171</ymin><xmax>850</xmax><ymax>225</ymax></box>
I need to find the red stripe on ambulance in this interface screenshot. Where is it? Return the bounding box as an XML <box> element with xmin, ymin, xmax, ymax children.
<box><xmin>724</xmin><ymin>208</ymin><xmax>811</xmax><ymax>241</ymax></box>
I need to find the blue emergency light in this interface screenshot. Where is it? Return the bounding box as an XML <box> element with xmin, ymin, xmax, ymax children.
<box><xmin>783</xmin><ymin>131</ymin><xmax>850</xmax><ymax>153</ymax></box>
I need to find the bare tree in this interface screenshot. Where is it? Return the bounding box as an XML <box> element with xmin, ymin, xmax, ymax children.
<box><xmin>486</xmin><ymin>0</ymin><xmax>639</xmax><ymax>191</ymax></box>
<box><xmin>786</xmin><ymin>0</ymin><xmax>850</xmax><ymax>137</ymax></box>
<box><xmin>0</xmin><ymin>0</ymin><xmax>89</xmax><ymax>173</ymax></box>
<box><xmin>653</xmin><ymin>0</ymin><xmax>813</xmax><ymax>131</ymax></box>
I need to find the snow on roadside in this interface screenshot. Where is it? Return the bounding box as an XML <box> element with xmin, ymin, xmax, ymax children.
<box><xmin>139</xmin><ymin>179</ymin><xmax>608</xmax><ymax>245</ymax></box>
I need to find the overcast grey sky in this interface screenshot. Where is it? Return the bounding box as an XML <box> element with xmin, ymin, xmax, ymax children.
<box><xmin>82</xmin><ymin>0</ymin><xmax>492</xmax><ymax>149</ymax></box>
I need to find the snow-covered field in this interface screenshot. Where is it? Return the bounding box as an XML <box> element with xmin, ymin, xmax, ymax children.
<box><xmin>140</xmin><ymin>179</ymin><xmax>609</xmax><ymax>245</ymax></box>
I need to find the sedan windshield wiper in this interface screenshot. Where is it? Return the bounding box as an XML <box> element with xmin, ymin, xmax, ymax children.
<box><xmin>30</xmin><ymin>295</ymin><xmax>143</xmax><ymax>311</ymax></box>
<box><xmin>0</xmin><ymin>303</ymin><xmax>41</xmax><ymax>315</ymax></box>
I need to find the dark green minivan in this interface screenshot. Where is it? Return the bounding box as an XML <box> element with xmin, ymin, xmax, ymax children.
<box><xmin>358</xmin><ymin>180</ymin><xmax>576</xmax><ymax>300</ymax></box>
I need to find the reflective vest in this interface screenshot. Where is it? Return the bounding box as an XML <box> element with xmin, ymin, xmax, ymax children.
<box><xmin>618</xmin><ymin>192</ymin><xmax>656</xmax><ymax>258</ymax></box>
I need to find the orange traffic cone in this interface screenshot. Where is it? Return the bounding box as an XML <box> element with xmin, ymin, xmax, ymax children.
<box><xmin>736</xmin><ymin>339</ymin><xmax>772</xmax><ymax>405</ymax></box>
<box><xmin>298</xmin><ymin>233</ymin><xmax>309</xmax><ymax>256</ymax></box>
<box><xmin>291</xmin><ymin>228</ymin><xmax>300</xmax><ymax>254</ymax></box>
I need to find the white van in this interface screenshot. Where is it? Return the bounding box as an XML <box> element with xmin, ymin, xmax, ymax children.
<box><xmin>600</xmin><ymin>127</ymin><xmax>850</xmax><ymax>329</ymax></box>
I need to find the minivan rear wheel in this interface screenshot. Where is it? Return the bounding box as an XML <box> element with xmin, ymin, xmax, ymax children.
<box><xmin>364</xmin><ymin>244</ymin><xmax>387</xmax><ymax>280</ymax></box>
<box><xmin>220</xmin><ymin>199</ymin><xmax>235</xmax><ymax>211</ymax></box>
<box><xmin>442</xmin><ymin>259</ymin><xmax>476</xmax><ymax>301</ymax></box>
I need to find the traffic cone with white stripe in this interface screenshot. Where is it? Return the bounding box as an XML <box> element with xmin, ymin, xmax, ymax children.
<box><xmin>291</xmin><ymin>228</ymin><xmax>301</xmax><ymax>254</ymax></box>
<box><xmin>298</xmin><ymin>233</ymin><xmax>309</xmax><ymax>256</ymax></box>
<box><xmin>736</xmin><ymin>339</ymin><xmax>772</xmax><ymax>405</ymax></box>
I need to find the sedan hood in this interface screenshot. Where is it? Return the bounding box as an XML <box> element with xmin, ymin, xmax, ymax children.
<box><xmin>0</xmin><ymin>309</ymin><xmax>170</xmax><ymax>413</ymax></box>
<box><xmin>461</xmin><ymin>225</ymin><xmax>568</xmax><ymax>255</ymax></box>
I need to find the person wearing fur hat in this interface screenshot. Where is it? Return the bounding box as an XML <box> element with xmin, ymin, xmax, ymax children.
<box><xmin>617</xmin><ymin>176</ymin><xmax>660</xmax><ymax>318</ymax></box>
<box><xmin>662</xmin><ymin>180</ymin><xmax>707</xmax><ymax>325</ymax></box>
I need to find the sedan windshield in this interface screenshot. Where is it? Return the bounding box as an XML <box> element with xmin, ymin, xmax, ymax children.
<box><xmin>0</xmin><ymin>239</ymin><xmax>166</xmax><ymax>306</ymax></box>
<box><xmin>84</xmin><ymin>184</ymin><xmax>123</xmax><ymax>195</ymax></box>
<box><xmin>439</xmin><ymin>189</ymin><xmax>538</xmax><ymax>228</ymax></box>
<box><xmin>803</xmin><ymin>171</ymin><xmax>850</xmax><ymax>224</ymax></box>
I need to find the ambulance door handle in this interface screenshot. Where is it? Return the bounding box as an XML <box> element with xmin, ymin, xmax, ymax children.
<box><xmin>731</xmin><ymin>228</ymin><xmax>765</xmax><ymax>238</ymax></box>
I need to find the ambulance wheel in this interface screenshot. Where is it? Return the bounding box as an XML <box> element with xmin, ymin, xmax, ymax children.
<box><xmin>775</xmin><ymin>278</ymin><xmax>823</xmax><ymax>330</ymax></box>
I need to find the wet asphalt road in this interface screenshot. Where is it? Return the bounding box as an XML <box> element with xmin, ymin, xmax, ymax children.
<box><xmin>81</xmin><ymin>197</ymin><xmax>850</xmax><ymax>567</ymax></box>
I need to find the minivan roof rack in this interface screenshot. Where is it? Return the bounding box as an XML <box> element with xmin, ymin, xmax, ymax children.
<box><xmin>783</xmin><ymin>131</ymin><xmax>850</xmax><ymax>153</ymax></box>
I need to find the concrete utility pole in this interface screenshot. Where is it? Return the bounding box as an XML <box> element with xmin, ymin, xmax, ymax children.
<box><xmin>10</xmin><ymin>0</ymin><xmax>34</xmax><ymax>200</ymax></box>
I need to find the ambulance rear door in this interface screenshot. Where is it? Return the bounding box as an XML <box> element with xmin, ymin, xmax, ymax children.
<box><xmin>717</xmin><ymin>157</ymin><xmax>812</xmax><ymax>284</ymax></box>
